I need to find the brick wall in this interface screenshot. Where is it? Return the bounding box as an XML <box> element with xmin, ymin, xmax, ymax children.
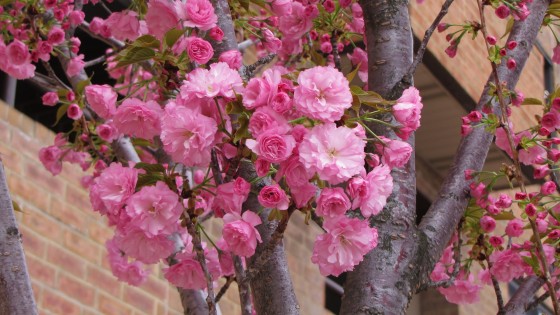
<box><xmin>0</xmin><ymin>100</ymin><xmax>326</xmax><ymax>314</ymax></box>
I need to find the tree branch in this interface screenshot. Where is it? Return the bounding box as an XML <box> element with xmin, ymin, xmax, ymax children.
<box><xmin>503</xmin><ymin>276</ymin><xmax>545</xmax><ymax>315</ymax></box>
<box><xmin>418</xmin><ymin>0</ymin><xmax>550</xmax><ymax>282</ymax></box>
<box><xmin>0</xmin><ymin>159</ymin><xmax>38</xmax><ymax>315</ymax></box>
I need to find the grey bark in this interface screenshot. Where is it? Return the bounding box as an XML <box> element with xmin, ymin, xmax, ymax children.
<box><xmin>240</xmin><ymin>161</ymin><xmax>300</xmax><ymax>315</ymax></box>
<box><xmin>179</xmin><ymin>289</ymin><xmax>210</xmax><ymax>315</ymax></box>
<box><xmin>340</xmin><ymin>0</ymin><xmax>417</xmax><ymax>314</ymax></box>
<box><xmin>341</xmin><ymin>0</ymin><xmax>549</xmax><ymax>314</ymax></box>
<box><xmin>503</xmin><ymin>276</ymin><xmax>545</xmax><ymax>315</ymax></box>
<box><xmin>0</xmin><ymin>159</ymin><xmax>38</xmax><ymax>315</ymax></box>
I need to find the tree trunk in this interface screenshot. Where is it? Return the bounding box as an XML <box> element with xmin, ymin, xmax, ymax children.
<box><xmin>0</xmin><ymin>159</ymin><xmax>38</xmax><ymax>315</ymax></box>
<box><xmin>340</xmin><ymin>0</ymin><xmax>417</xmax><ymax>313</ymax></box>
<box><xmin>341</xmin><ymin>0</ymin><xmax>550</xmax><ymax>313</ymax></box>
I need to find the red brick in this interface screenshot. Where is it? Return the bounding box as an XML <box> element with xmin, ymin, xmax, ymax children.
<box><xmin>123</xmin><ymin>286</ymin><xmax>156</xmax><ymax>313</ymax></box>
<box><xmin>23</xmin><ymin>161</ymin><xmax>66</xmax><ymax>196</ymax></box>
<box><xmin>0</xmin><ymin>144</ymin><xmax>22</xmax><ymax>178</ymax></box>
<box><xmin>65</xmin><ymin>185</ymin><xmax>91</xmax><ymax>211</ymax></box>
<box><xmin>98</xmin><ymin>294</ymin><xmax>133</xmax><ymax>315</ymax></box>
<box><xmin>86</xmin><ymin>265</ymin><xmax>121</xmax><ymax>297</ymax></box>
<box><xmin>88</xmin><ymin>220</ymin><xmax>113</xmax><ymax>245</ymax></box>
<box><xmin>139</xmin><ymin>276</ymin><xmax>167</xmax><ymax>301</ymax></box>
<box><xmin>8</xmin><ymin>175</ymin><xmax>51</xmax><ymax>213</ymax></box>
<box><xmin>64</xmin><ymin>229</ymin><xmax>101</xmax><ymax>264</ymax></box>
<box><xmin>48</xmin><ymin>198</ymin><xmax>87</xmax><ymax>231</ymax></box>
<box><xmin>11</xmin><ymin>129</ymin><xmax>42</xmax><ymax>160</ymax></box>
<box><xmin>46</xmin><ymin>245</ymin><xmax>86</xmax><ymax>277</ymax></box>
<box><xmin>42</xmin><ymin>290</ymin><xmax>81</xmax><ymax>315</ymax></box>
<box><xmin>19</xmin><ymin>226</ymin><xmax>46</xmax><ymax>258</ymax></box>
<box><xmin>57</xmin><ymin>273</ymin><xmax>95</xmax><ymax>305</ymax></box>
<box><xmin>20</xmin><ymin>208</ymin><xmax>63</xmax><ymax>242</ymax></box>
<box><xmin>26</xmin><ymin>255</ymin><xmax>56</xmax><ymax>287</ymax></box>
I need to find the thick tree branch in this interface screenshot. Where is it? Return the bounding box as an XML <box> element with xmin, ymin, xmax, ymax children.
<box><xmin>418</xmin><ymin>0</ymin><xmax>550</xmax><ymax>281</ymax></box>
<box><xmin>0</xmin><ymin>159</ymin><xmax>38</xmax><ymax>315</ymax></box>
<box><xmin>503</xmin><ymin>276</ymin><xmax>545</xmax><ymax>315</ymax></box>
<box><xmin>340</xmin><ymin>0</ymin><xmax>417</xmax><ymax>313</ymax></box>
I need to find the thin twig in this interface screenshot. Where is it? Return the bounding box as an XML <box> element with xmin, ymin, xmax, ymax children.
<box><xmin>233</xmin><ymin>255</ymin><xmax>252</xmax><ymax>315</ymax></box>
<box><xmin>404</xmin><ymin>0</ymin><xmax>455</xmax><ymax>81</ymax></box>
<box><xmin>84</xmin><ymin>55</ymin><xmax>107</xmax><ymax>68</ymax></box>
<box><xmin>184</xmin><ymin>215</ymin><xmax>217</xmax><ymax>315</ymax></box>
<box><xmin>79</xmin><ymin>22</ymin><xmax>124</xmax><ymax>49</ymax></box>
<box><xmin>476</xmin><ymin>1</ymin><xmax>560</xmax><ymax>313</ymax></box>
<box><xmin>331</xmin><ymin>31</ymin><xmax>342</xmax><ymax>71</ymax></box>
<box><xmin>41</xmin><ymin>61</ymin><xmax>71</xmax><ymax>90</ymax></box>
<box><xmin>210</xmin><ymin>149</ymin><xmax>224</xmax><ymax>185</ymax></box>
<box><xmin>214</xmin><ymin>276</ymin><xmax>235</xmax><ymax>303</ymax></box>
<box><xmin>241</xmin><ymin>54</ymin><xmax>276</xmax><ymax>80</ymax></box>
<box><xmin>487</xmin><ymin>259</ymin><xmax>506</xmax><ymax>314</ymax></box>
<box><xmin>525</xmin><ymin>281</ymin><xmax>560</xmax><ymax>312</ymax></box>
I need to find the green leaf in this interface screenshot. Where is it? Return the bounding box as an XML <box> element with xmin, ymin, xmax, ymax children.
<box><xmin>234</xmin><ymin>114</ymin><xmax>250</xmax><ymax>143</ymax></box>
<box><xmin>239</xmin><ymin>0</ymin><xmax>250</xmax><ymax>11</ymax></box>
<box><xmin>501</xmin><ymin>18</ymin><xmax>514</xmax><ymax>39</ymax></box>
<box><xmin>53</xmin><ymin>103</ymin><xmax>70</xmax><ymax>126</ymax></box>
<box><xmin>350</xmin><ymin>85</ymin><xmax>368</xmax><ymax>96</ymax></box>
<box><xmin>131</xmin><ymin>138</ymin><xmax>153</xmax><ymax>147</ymax></box>
<box><xmin>493</xmin><ymin>211</ymin><xmax>514</xmax><ymax>220</ymax></box>
<box><xmin>521</xmin><ymin>97</ymin><xmax>543</xmax><ymax>105</ymax></box>
<box><xmin>116</xmin><ymin>46</ymin><xmax>156</xmax><ymax>68</ymax></box>
<box><xmin>136</xmin><ymin>173</ymin><xmax>164</xmax><ymax>190</ymax></box>
<box><xmin>310</xmin><ymin>49</ymin><xmax>326</xmax><ymax>66</ymax></box>
<box><xmin>76</xmin><ymin>78</ymin><xmax>91</xmax><ymax>95</ymax></box>
<box><xmin>164</xmin><ymin>29</ymin><xmax>184</xmax><ymax>48</ymax></box>
<box><xmin>521</xmin><ymin>255</ymin><xmax>541</xmax><ymax>276</ymax></box>
<box><xmin>12</xmin><ymin>201</ymin><xmax>22</xmax><ymax>213</ymax></box>
<box><xmin>346</xmin><ymin>65</ymin><xmax>361</xmax><ymax>83</ymax></box>
<box><xmin>134</xmin><ymin>162</ymin><xmax>166</xmax><ymax>173</ymax></box>
<box><xmin>132</xmin><ymin>35</ymin><xmax>161</xmax><ymax>49</ymax></box>
<box><xmin>0</xmin><ymin>0</ymin><xmax>14</xmax><ymax>5</ymax></box>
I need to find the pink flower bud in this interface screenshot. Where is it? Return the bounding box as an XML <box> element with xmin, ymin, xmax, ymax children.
<box><xmin>495</xmin><ymin>5</ymin><xmax>510</xmax><ymax>19</ymax></box>
<box><xmin>506</xmin><ymin>41</ymin><xmax>517</xmax><ymax>50</ymax></box>
<box><xmin>541</xmin><ymin>181</ymin><xmax>557</xmax><ymax>195</ymax></box>
<box><xmin>67</xmin><ymin>103</ymin><xmax>83</xmax><ymax>120</ymax></box>
<box><xmin>437</xmin><ymin>23</ymin><xmax>448</xmax><ymax>32</ymax></box>
<box><xmin>525</xmin><ymin>203</ymin><xmax>537</xmax><ymax>217</ymax></box>
<box><xmin>209</xmin><ymin>26</ymin><xmax>224</xmax><ymax>42</ymax></box>
<box><xmin>480</xmin><ymin>216</ymin><xmax>496</xmax><ymax>233</ymax></box>
<box><xmin>42</xmin><ymin>92</ymin><xmax>59</xmax><ymax>106</ymax></box>
<box><xmin>507</xmin><ymin>58</ymin><xmax>517</xmax><ymax>69</ymax></box>
<box><xmin>486</xmin><ymin>35</ymin><xmax>497</xmax><ymax>45</ymax></box>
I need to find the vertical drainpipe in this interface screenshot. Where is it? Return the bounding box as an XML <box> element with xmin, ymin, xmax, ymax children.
<box><xmin>0</xmin><ymin>73</ymin><xmax>17</xmax><ymax>107</ymax></box>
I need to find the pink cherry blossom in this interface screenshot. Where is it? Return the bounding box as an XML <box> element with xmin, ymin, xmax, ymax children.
<box><xmin>106</xmin><ymin>240</ymin><xmax>149</xmax><ymax>286</ymax></box>
<box><xmin>349</xmin><ymin>165</ymin><xmax>393</xmax><ymax>217</ymax></box>
<box><xmin>66</xmin><ymin>54</ymin><xmax>85</xmax><ymax>77</ymax></box>
<box><xmin>181</xmin><ymin>62</ymin><xmax>243</xmax><ymax>99</ymax></box>
<box><xmin>479</xmin><ymin>216</ymin><xmax>496</xmax><ymax>233</ymax></box>
<box><xmin>248</xmin><ymin>106</ymin><xmax>290</xmax><ymax>137</ymax></box>
<box><xmin>212</xmin><ymin>178</ymin><xmax>251</xmax><ymax>217</ymax></box>
<box><xmin>41</xmin><ymin>92</ymin><xmax>59</xmax><ymax>106</ymax></box>
<box><xmin>489</xmin><ymin>249</ymin><xmax>526</xmax><ymax>282</ymax></box>
<box><xmin>315</xmin><ymin>187</ymin><xmax>350</xmax><ymax>219</ymax></box>
<box><xmin>163</xmin><ymin>252</ymin><xmax>207</xmax><ymax>289</ymax></box>
<box><xmin>182</xmin><ymin>0</ymin><xmax>217</xmax><ymax>30</ymax></box>
<box><xmin>293</xmin><ymin>66</ymin><xmax>352</xmax><ymax>122</ymax></box>
<box><xmin>278</xmin><ymin>2</ymin><xmax>313</xmax><ymax>39</ymax></box>
<box><xmin>160</xmin><ymin>104</ymin><xmax>217</xmax><ymax>167</ymax></box>
<box><xmin>246</xmin><ymin>129</ymin><xmax>296</xmax><ymax>164</ymax></box>
<box><xmin>145</xmin><ymin>0</ymin><xmax>179</xmax><ymax>39</ymax></box>
<box><xmin>114</xmin><ymin>227</ymin><xmax>175</xmax><ymax>264</ymax></box>
<box><xmin>438</xmin><ymin>274</ymin><xmax>481</xmax><ymax>304</ymax></box>
<box><xmin>222</xmin><ymin>212</ymin><xmax>263</xmax><ymax>257</ymax></box>
<box><xmin>393</xmin><ymin>87</ymin><xmax>423</xmax><ymax>140</ymax></box>
<box><xmin>113</xmin><ymin>99</ymin><xmax>163</xmax><ymax>140</ymax></box>
<box><xmin>96</xmin><ymin>123</ymin><xmax>118</xmax><ymax>142</ymax></box>
<box><xmin>258</xmin><ymin>184</ymin><xmax>290</xmax><ymax>210</ymax></box>
<box><xmin>186</xmin><ymin>37</ymin><xmax>214</xmax><ymax>64</ymax></box>
<box><xmin>505</xmin><ymin>218</ymin><xmax>524</xmax><ymax>237</ymax></box>
<box><xmin>299</xmin><ymin>123</ymin><xmax>365</xmax><ymax>184</ymax></box>
<box><xmin>241</xmin><ymin>67</ymin><xmax>283</xmax><ymax>110</ymax></box>
<box><xmin>311</xmin><ymin>216</ymin><xmax>378</xmax><ymax>276</ymax></box>
<box><xmin>105</xmin><ymin>11</ymin><xmax>142</xmax><ymax>41</ymax></box>
<box><xmin>375</xmin><ymin>136</ymin><xmax>413</xmax><ymax>168</ymax></box>
<box><xmin>219</xmin><ymin>50</ymin><xmax>243</xmax><ymax>69</ymax></box>
<box><xmin>39</xmin><ymin>145</ymin><xmax>63</xmax><ymax>176</ymax></box>
<box><xmin>125</xmin><ymin>182</ymin><xmax>183</xmax><ymax>236</ymax></box>
<box><xmin>89</xmin><ymin>163</ymin><xmax>139</xmax><ymax>216</ymax></box>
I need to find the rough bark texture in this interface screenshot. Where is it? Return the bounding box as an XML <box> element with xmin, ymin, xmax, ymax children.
<box><xmin>210</xmin><ymin>0</ymin><xmax>238</xmax><ymax>56</ymax></box>
<box><xmin>0</xmin><ymin>159</ymin><xmax>38</xmax><ymax>315</ymax></box>
<box><xmin>503</xmin><ymin>276</ymin><xmax>545</xmax><ymax>315</ymax></box>
<box><xmin>178</xmin><ymin>289</ymin><xmax>211</xmax><ymax>315</ymax></box>
<box><xmin>340</xmin><ymin>0</ymin><xmax>417</xmax><ymax>314</ymax></box>
<box><xmin>240</xmin><ymin>161</ymin><xmax>300</xmax><ymax>315</ymax></box>
<box><xmin>418</xmin><ymin>0</ymin><xmax>549</xmax><ymax>277</ymax></box>
<box><xmin>341</xmin><ymin>0</ymin><xmax>549</xmax><ymax>314</ymax></box>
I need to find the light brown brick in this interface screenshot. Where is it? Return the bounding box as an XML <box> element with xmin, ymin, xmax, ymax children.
<box><xmin>123</xmin><ymin>286</ymin><xmax>156</xmax><ymax>313</ymax></box>
<box><xmin>87</xmin><ymin>265</ymin><xmax>122</xmax><ymax>297</ymax></box>
<box><xmin>64</xmin><ymin>229</ymin><xmax>101</xmax><ymax>264</ymax></box>
<box><xmin>57</xmin><ymin>273</ymin><xmax>95</xmax><ymax>305</ymax></box>
<box><xmin>46</xmin><ymin>245</ymin><xmax>86</xmax><ymax>277</ymax></box>
<box><xmin>42</xmin><ymin>290</ymin><xmax>81</xmax><ymax>315</ymax></box>
<box><xmin>98</xmin><ymin>294</ymin><xmax>133</xmax><ymax>315</ymax></box>
<box><xmin>26</xmin><ymin>255</ymin><xmax>56</xmax><ymax>287</ymax></box>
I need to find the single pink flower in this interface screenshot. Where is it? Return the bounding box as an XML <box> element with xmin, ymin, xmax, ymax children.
<box><xmin>113</xmin><ymin>98</ymin><xmax>163</xmax><ymax>139</ymax></box>
<box><xmin>105</xmin><ymin>11</ymin><xmax>142</xmax><ymax>41</ymax></box>
<box><xmin>183</xmin><ymin>0</ymin><xmax>217</xmax><ymax>30</ymax></box>
<box><xmin>89</xmin><ymin>163</ymin><xmax>139</xmax><ymax>216</ymax></box>
<box><xmin>315</xmin><ymin>187</ymin><xmax>350</xmax><ymax>219</ymax></box>
<box><xmin>66</xmin><ymin>54</ymin><xmax>85</xmax><ymax>77</ymax></box>
<box><xmin>505</xmin><ymin>218</ymin><xmax>524</xmax><ymax>237</ymax></box>
<box><xmin>349</xmin><ymin>165</ymin><xmax>393</xmax><ymax>217</ymax></box>
<box><xmin>39</xmin><ymin>145</ymin><xmax>63</xmax><ymax>175</ymax></box>
<box><xmin>67</xmin><ymin>103</ymin><xmax>83</xmax><ymax>120</ymax></box>
<box><xmin>278</xmin><ymin>2</ymin><xmax>313</xmax><ymax>39</ymax></box>
<box><xmin>164</xmin><ymin>252</ymin><xmax>207</xmax><ymax>289</ymax></box>
<box><xmin>212</xmin><ymin>178</ymin><xmax>251</xmax><ymax>217</ymax></box>
<box><xmin>125</xmin><ymin>181</ymin><xmax>183</xmax><ymax>236</ymax></box>
<box><xmin>160</xmin><ymin>104</ymin><xmax>217</xmax><ymax>167</ymax></box>
<box><xmin>145</xmin><ymin>0</ymin><xmax>179</xmax><ymax>39</ymax></box>
<box><xmin>219</xmin><ymin>50</ymin><xmax>242</xmax><ymax>69</ymax></box>
<box><xmin>438</xmin><ymin>274</ymin><xmax>482</xmax><ymax>305</ymax></box>
<box><xmin>293</xmin><ymin>66</ymin><xmax>352</xmax><ymax>122</ymax></box>
<box><xmin>222</xmin><ymin>212</ymin><xmax>263</xmax><ymax>257</ymax></box>
<box><xmin>489</xmin><ymin>249</ymin><xmax>526</xmax><ymax>282</ymax></box>
<box><xmin>479</xmin><ymin>216</ymin><xmax>496</xmax><ymax>233</ymax></box>
<box><xmin>258</xmin><ymin>184</ymin><xmax>290</xmax><ymax>210</ymax></box>
<box><xmin>114</xmin><ymin>227</ymin><xmax>175</xmax><ymax>264</ymax></box>
<box><xmin>42</xmin><ymin>92</ymin><xmax>59</xmax><ymax>106</ymax></box>
<box><xmin>186</xmin><ymin>37</ymin><xmax>214</xmax><ymax>64</ymax></box>
<box><xmin>299</xmin><ymin>123</ymin><xmax>365</xmax><ymax>184</ymax></box>
<box><xmin>375</xmin><ymin>136</ymin><xmax>413</xmax><ymax>168</ymax></box>
<box><xmin>311</xmin><ymin>216</ymin><xmax>378</xmax><ymax>276</ymax></box>
<box><xmin>246</xmin><ymin>129</ymin><xmax>296</xmax><ymax>164</ymax></box>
